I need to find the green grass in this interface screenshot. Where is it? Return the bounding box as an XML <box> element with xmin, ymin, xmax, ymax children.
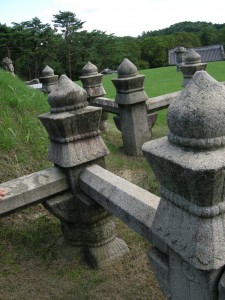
<box><xmin>1</xmin><ymin>61</ymin><xmax>225</xmax><ymax>299</ymax></box>
<box><xmin>0</xmin><ymin>70</ymin><xmax>51</xmax><ymax>182</ymax></box>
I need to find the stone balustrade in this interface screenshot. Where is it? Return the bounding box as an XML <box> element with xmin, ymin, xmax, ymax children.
<box><xmin>2</xmin><ymin>64</ymin><xmax>225</xmax><ymax>299</ymax></box>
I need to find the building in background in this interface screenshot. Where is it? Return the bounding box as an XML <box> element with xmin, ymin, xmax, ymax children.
<box><xmin>168</xmin><ymin>44</ymin><xmax>225</xmax><ymax>66</ymax></box>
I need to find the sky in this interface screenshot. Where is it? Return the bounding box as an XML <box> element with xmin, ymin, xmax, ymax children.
<box><xmin>0</xmin><ymin>0</ymin><xmax>225</xmax><ymax>37</ymax></box>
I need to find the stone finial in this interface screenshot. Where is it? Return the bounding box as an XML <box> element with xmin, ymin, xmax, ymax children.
<box><xmin>48</xmin><ymin>74</ymin><xmax>88</xmax><ymax>113</ymax></box>
<box><xmin>39</xmin><ymin>65</ymin><xmax>58</xmax><ymax>93</ymax></box>
<box><xmin>39</xmin><ymin>75</ymin><xmax>109</xmax><ymax>168</ymax></box>
<box><xmin>42</xmin><ymin>65</ymin><xmax>54</xmax><ymax>76</ymax></box>
<box><xmin>112</xmin><ymin>58</ymin><xmax>148</xmax><ymax>105</ymax></box>
<box><xmin>117</xmin><ymin>58</ymin><xmax>138</xmax><ymax>78</ymax></box>
<box><xmin>79</xmin><ymin>61</ymin><xmax>106</xmax><ymax>99</ymax></box>
<box><xmin>81</xmin><ymin>61</ymin><xmax>98</xmax><ymax>76</ymax></box>
<box><xmin>180</xmin><ymin>49</ymin><xmax>207</xmax><ymax>87</ymax></box>
<box><xmin>168</xmin><ymin>71</ymin><xmax>225</xmax><ymax>149</ymax></box>
<box><xmin>185</xmin><ymin>49</ymin><xmax>201</xmax><ymax>64</ymax></box>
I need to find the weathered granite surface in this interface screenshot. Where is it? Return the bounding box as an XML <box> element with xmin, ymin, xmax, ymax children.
<box><xmin>143</xmin><ymin>71</ymin><xmax>225</xmax><ymax>299</ymax></box>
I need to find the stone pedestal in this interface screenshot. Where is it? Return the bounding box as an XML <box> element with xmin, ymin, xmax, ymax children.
<box><xmin>39</xmin><ymin>75</ymin><xmax>128</xmax><ymax>267</ymax></box>
<box><xmin>112</xmin><ymin>58</ymin><xmax>151</xmax><ymax>156</ymax></box>
<box><xmin>143</xmin><ymin>71</ymin><xmax>225</xmax><ymax>299</ymax></box>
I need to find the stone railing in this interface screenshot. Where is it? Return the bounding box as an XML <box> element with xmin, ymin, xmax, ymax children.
<box><xmin>2</xmin><ymin>70</ymin><xmax>225</xmax><ymax>299</ymax></box>
<box><xmin>36</xmin><ymin>52</ymin><xmax>205</xmax><ymax>157</ymax></box>
<box><xmin>79</xmin><ymin>59</ymin><xmax>163</xmax><ymax>156</ymax></box>
<box><xmin>78</xmin><ymin>51</ymin><xmax>211</xmax><ymax>157</ymax></box>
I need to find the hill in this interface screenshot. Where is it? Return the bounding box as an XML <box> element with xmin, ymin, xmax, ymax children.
<box><xmin>0</xmin><ymin>70</ymin><xmax>50</xmax><ymax>182</ymax></box>
<box><xmin>142</xmin><ymin>20</ymin><xmax>225</xmax><ymax>37</ymax></box>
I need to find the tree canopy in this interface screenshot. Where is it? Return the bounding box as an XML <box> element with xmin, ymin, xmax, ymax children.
<box><xmin>1</xmin><ymin>14</ymin><xmax>225</xmax><ymax>80</ymax></box>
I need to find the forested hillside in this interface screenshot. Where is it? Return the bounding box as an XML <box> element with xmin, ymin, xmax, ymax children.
<box><xmin>1</xmin><ymin>12</ymin><xmax>225</xmax><ymax>80</ymax></box>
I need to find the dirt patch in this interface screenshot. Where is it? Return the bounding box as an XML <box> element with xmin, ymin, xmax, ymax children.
<box><xmin>0</xmin><ymin>207</ymin><xmax>165</xmax><ymax>300</ymax></box>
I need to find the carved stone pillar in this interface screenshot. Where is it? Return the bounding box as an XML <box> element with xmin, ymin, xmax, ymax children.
<box><xmin>39</xmin><ymin>65</ymin><xmax>58</xmax><ymax>93</ymax></box>
<box><xmin>112</xmin><ymin>58</ymin><xmax>151</xmax><ymax>156</ymax></box>
<box><xmin>80</xmin><ymin>61</ymin><xmax>108</xmax><ymax>131</ymax></box>
<box><xmin>39</xmin><ymin>75</ymin><xmax>128</xmax><ymax>266</ymax></box>
<box><xmin>143</xmin><ymin>71</ymin><xmax>225</xmax><ymax>299</ymax></box>
<box><xmin>180</xmin><ymin>49</ymin><xmax>207</xmax><ymax>87</ymax></box>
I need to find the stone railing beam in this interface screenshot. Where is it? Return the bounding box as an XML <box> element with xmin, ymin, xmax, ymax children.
<box><xmin>0</xmin><ymin>167</ymin><xmax>69</xmax><ymax>217</ymax></box>
<box><xmin>79</xmin><ymin>164</ymin><xmax>166</xmax><ymax>252</ymax></box>
<box><xmin>146</xmin><ymin>91</ymin><xmax>180</xmax><ymax>113</ymax></box>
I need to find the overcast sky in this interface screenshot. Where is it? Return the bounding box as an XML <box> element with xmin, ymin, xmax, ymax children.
<box><xmin>1</xmin><ymin>0</ymin><xmax>225</xmax><ymax>37</ymax></box>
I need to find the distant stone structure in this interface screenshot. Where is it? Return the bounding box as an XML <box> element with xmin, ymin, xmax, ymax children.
<box><xmin>1</xmin><ymin>57</ymin><xmax>15</xmax><ymax>76</ymax></box>
<box><xmin>169</xmin><ymin>44</ymin><xmax>225</xmax><ymax>66</ymax></box>
<box><xmin>174</xmin><ymin>46</ymin><xmax>186</xmax><ymax>71</ymax></box>
<box><xmin>180</xmin><ymin>49</ymin><xmax>207</xmax><ymax>87</ymax></box>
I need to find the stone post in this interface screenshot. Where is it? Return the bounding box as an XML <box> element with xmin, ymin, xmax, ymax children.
<box><xmin>174</xmin><ymin>46</ymin><xmax>186</xmax><ymax>71</ymax></box>
<box><xmin>39</xmin><ymin>75</ymin><xmax>128</xmax><ymax>267</ymax></box>
<box><xmin>112</xmin><ymin>58</ymin><xmax>151</xmax><ymax>156</ymax></box>
<box><xmin>143</xmin><ymin>71</ymin><xmax>225</xmax><ymax>299</ymax></box>
<box><xmin>180</xmin><ymin>49</ymin><xmax>207</xmax><ymax>87</ymax></box>
<box><xmin>39</xmin><ymin>65</ymin><xmax>58</xmax><ymax>93</ymax></box>
<box><xmin>79</xmin><ymin>61</ymin><xmax>108</xmax><ymax>131</ymax></box>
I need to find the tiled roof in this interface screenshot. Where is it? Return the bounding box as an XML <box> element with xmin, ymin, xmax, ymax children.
<box><xmin>168</xmin><ymin>44</ymin><xmax>225</xmax><ymax>65</ymax></box>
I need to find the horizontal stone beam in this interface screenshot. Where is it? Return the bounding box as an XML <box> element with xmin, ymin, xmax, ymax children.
<box><xmin>80</xmin><ymin>165</ymin><xmax>166</xmax><ymax>251</ymax></box>
<box><xmin>146</xmin><ymin>91</ymin><xmax>180</xmax><ymax>113</ymax></box>
<box><xmin>92</xmin><ymin>97</ymin><xmax>119</xmax><ymax>114</ymax></box>
<box><xmin>92</xmin><ymin>92</ymin><xmax>180</xmax><ymax>116</ymax></box>
<box><xmin>0</xmin><ymin>167</ymin><xmax>69</xmax><ymax>217</ymax></box>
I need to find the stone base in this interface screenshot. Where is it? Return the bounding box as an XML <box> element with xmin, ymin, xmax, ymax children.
<box><xmin>84</xmin><ymin>237</ymin><xmax>129</xmax><ymax>268</ymax></box>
